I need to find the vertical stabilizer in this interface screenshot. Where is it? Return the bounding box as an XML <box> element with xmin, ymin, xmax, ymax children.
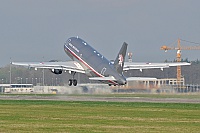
<box><xmin>114</xmin><ymin>42</ymin><xmax>128</xmax><ymax>74</ymax></box>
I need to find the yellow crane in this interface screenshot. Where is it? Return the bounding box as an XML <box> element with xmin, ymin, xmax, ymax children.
<box><xmin>161</xmin><ymin>38</ymin><xmax>200</xmax><ymax>85</ymax></box>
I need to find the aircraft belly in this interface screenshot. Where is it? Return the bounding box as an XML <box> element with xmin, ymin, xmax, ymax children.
<box><xmin>65</xmin><ymin>49</ymin><xmax>74</xmax><ymax>60</ymax></box>
<box><xmin>72</xmin><ymin>56</ymin><xmax>97</xmax><ymax>77</ymax></box>
<box><xmin>87</xmin><ymin>71</ymin><xmax>98</xmax><ymax>77</ymax></box>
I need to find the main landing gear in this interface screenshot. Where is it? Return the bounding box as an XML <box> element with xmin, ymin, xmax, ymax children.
<box><xmin>68</xmin><ymin>79</ymin><xmax>77</xmax><ymax>86</ymax></box>
<box><xmin>68</xmin><ymin>71</ymin><xmax>77</xmax><ymax>86</ymax></box>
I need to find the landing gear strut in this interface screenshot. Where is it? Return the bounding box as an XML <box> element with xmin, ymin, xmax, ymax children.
<box><xmin>68</xmin><ymin>71</ymin><xmax>78</xmax><ymax>86</ymax></box>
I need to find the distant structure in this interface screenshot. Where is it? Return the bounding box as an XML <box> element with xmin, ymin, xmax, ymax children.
<box><xmin>161</xmin><ymin>38</ymin><xmax>200</xmax><ymax>85</ymax></box>
<box><xmin>128</xmin><ymin>52</ymin><xmax>132</xmax><ymax>62</ymax></box>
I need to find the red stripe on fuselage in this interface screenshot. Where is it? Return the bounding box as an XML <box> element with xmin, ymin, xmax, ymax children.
<box><xmin>64</xmin><ymin>45</ymin><xmax>118</xmax><ymax>85</ymax></box>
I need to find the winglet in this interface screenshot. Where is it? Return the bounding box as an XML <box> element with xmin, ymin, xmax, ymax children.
<box><xmin>114</xmin><ymin>42</ymin><xmax>128</xmax><ymax>74</ymax></box>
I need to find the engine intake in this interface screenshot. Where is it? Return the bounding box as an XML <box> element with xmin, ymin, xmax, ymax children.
<box><xmin>51</xmin><ymin>69</ymin><xmax>62</xmax><ymax>74</ymax></box>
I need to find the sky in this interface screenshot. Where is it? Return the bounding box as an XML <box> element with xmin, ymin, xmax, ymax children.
<box><xmin>0</xmin><ymin>0</ymin><xmax>200</xmax><ymax>66</ymax></box>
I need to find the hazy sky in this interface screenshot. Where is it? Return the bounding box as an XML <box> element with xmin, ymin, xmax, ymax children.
<box><xmin>0</xmin><ymin>0</ymin><xmax>200</xmax><ymax>66</ymax></box>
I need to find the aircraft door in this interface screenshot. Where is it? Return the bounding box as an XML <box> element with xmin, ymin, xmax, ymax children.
<box><xmin>101</xmin><ymin>67</ymin><xmax>106</xmax><ymax>75</ymax></box>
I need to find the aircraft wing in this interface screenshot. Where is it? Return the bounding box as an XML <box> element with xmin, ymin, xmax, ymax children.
<box><xmin>11</xmin><ymin>61</ymin><xmax>85</xmax><ymax>73</ymax></box>
<box><xmin>123</xmin><ymin>62</ymin><xmax>191</xmax><ymax>71</ymax></box>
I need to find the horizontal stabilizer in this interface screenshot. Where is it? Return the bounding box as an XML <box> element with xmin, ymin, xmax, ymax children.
<box><xmin>126</xmin><ymin>77</ymin><xmax>157</xmax><ymax>81</ymax></box>
<box><xmin>89</xmin><ymin>76</ymin><xmax>116</xmax><ymax>81</ymax></box>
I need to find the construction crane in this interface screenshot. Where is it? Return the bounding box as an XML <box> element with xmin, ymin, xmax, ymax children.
<box><xmin>161</xmin><ymin>38</ymin><xmax>200</xmax><ymax>85</ymax></box>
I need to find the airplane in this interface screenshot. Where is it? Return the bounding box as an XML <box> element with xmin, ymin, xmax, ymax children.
<box><xmin>12</xmin><ymin>36</ymin><xmax>190</xmax><ymax>86</ymax></box>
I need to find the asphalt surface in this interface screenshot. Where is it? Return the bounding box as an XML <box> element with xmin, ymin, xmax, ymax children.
<box><xmin>0</xmin><ymin>95</ymin><xmax>200</xmax><ymax>103</ymax></box>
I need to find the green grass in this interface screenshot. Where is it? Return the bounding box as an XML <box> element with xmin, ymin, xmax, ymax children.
<box><xmin>68</xmin><ymin>93</ymin><xmax>200</xmax><ymax>99</ymax></box>
<box><xmin>1</xmin><ymin>93</ymin><xmax>200</xmax><ymax>99</ymax></box>
<box><xmin>0</xmin><ymin>100</ymin><xmax>200</xmax><ymax>133</ymax></box>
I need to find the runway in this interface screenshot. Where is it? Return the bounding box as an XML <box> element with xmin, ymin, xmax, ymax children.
<box><xmin>0</xmin><ymin>95</ymin><xmax>200</xmax><ymax>103</ymax></box>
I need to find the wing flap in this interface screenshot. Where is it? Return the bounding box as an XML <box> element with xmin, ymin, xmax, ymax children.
<box><xmin>126</xmin><ymin>77</ymin><xmax>157</xmax><ymax>81</ymax></box>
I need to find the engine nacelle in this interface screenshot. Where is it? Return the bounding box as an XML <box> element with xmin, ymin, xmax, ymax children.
<box><xmin>51</xmin><ymin>69</ymin><xmax>62</xmax><ymax>74</ymax></box>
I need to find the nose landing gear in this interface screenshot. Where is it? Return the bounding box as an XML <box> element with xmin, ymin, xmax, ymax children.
<box><xmin>68</xmin><ymin>71</ymin><xmax>78</xmax><ymax>86</ymax></box>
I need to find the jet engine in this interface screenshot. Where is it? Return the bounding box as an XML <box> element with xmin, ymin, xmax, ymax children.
<box><xmin>51</xmin><ymin>69</ymin><xmax>62</xmax><ymax>74</ymax></box>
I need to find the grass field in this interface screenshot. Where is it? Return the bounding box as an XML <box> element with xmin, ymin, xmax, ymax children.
<box><xmin>0</xmin><ymin>100</ymin><xmax>200</xmax><ymax>133</ymax></box>
<box><xmin>68</xmin><ymin>93</ymin><xmax>200</xmax><ymax>99</ymax></box>
<box><xmin>2</xmin><ymin>93</ymin><xmax>200</xmax><ymax>99</ymax></box>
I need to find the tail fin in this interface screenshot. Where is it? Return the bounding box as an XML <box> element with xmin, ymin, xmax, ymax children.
<box><xmin>114</xmin><ymin>42</ymin><xmax>128</xmax><ymax>74</ymax></box>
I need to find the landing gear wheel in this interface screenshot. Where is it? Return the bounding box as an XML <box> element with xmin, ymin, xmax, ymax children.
<box><xmin>73</xmin><ymin>79</ymin><xmax>77</xmax><ymax>86</ymax></box>
<box><xmin>68</xmin><ymin>79</ymin><xmax>72</xmax><ymax>86</ymax></box>
<box><xmin>69</xmin><ymin>71</ymin><xmax>78</xmax><ymax>86</ymax></box>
